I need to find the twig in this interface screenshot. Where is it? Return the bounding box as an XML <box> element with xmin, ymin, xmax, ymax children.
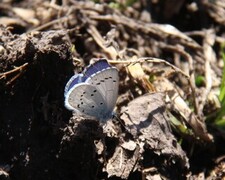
<box><xmin>155</xmin><ymin>44</ymin><xmax>199</xmax><ymax>117</ymax></box>
<box><xmin>29</xmin><ymin>16</ymin><xmax>72</xmax><ymax>32</ymax></box>
<box><xmin>197</xmin><ymin>30</ymin><xmax>215</xmax><ymax>117</ymax></box>
<box><xmin>87</xmin><ymin>24</ymin><xmax>118</xmax><ymax>60</ymax></box>
<box><xmin>110</xmin><ymin>57</ymin><xmax>190</xmax><ymax>79</ymax></box>
<box><xmin>0</xmin><ymin>63</ymin><xmax>29</xmax><ymax>85</ymax></box>
<box><xmin>90</xmin><ymin>14</ymin><xmax>201</xmax><ymax>50</ymax></box>
<box><xmin>0</xmin><ymin>63</ymin><xmax>28</xmax><ymax>78</ymax></box>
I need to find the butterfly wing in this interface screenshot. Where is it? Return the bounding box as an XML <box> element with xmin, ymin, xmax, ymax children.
<box><xmin>85</xmin><ymin>67</ymin><xmax>119</xmax><ymax>115</ymax></box>
<box><xmin>65</xmin><ymin>83</ymin><xmax>110</xmax><ymax>120</ymax></box>
<box><xmin>82</xmin><ymin>59</ymin><xmax>110</xmax><ymax>81</ymax></box>
<box><xmin>64</xmin><ymin>59</ymin><xmax>119</xmax><ymax>121</ymax></box>
<box><xmin>64</xmin><ymin>74</ymin><xmax>83</xmax><ymax>97</ymax></box>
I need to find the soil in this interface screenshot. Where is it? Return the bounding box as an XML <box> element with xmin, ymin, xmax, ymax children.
<box><xmin>0</xmin><ymin>0</ymin><xmax>225</xmax><ymax>180</ymax></box>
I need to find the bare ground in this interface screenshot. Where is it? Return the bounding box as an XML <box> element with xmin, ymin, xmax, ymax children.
<box><xmin>1</xmin><ymin>1</ymin><xmax>225</xmax><ymax>179</ymax></box>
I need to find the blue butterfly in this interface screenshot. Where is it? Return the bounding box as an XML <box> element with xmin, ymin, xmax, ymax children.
<box><xmin>64</xmin><ymin>59</ymin><xmax>119</xmax><ymax>121</ymax></box>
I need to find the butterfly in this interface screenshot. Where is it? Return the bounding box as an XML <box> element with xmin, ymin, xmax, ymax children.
<box><xmin>64</xmin><ymin>59</ymin><xmax>119</xmax><ymax>121</ymax></box>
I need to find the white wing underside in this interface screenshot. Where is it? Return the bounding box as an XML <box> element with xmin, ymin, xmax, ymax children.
<box><xmin>86</xmin><ymin>68</ymin><xmax>119</xmax><ymax>113</ymax></box>
<box><xmin>65</xmin><ymin>83</ymin><xmax>108</xmax><ymax>119</ymax></box>
<box><xmin>65</xmin><ymin>68</ymin><xmax>119</xmax><ymax>121</ymax></box>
